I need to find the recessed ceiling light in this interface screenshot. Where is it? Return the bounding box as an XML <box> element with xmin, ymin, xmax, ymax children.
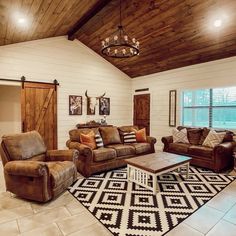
<box><xmin>213</xmin><ymin>19</ymin><xmax>222</xmax><ymax>28</ymax></box>
<box><xmin>18</xmin><ymin>18</ymin><xmax>26</xmax><ymax>24</ymax></box>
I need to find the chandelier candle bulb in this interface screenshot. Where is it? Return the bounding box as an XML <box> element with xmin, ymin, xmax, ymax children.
<box><xmin>114</xmin><ymin>49</ymin><xmax>118</xmax><ymax>54</ymax></box>
<box><xmin>114</xmin><ymin>35</ymin><xmax>118</xmax><ymax>41</ymax></box>
<box><xmin>105</xmin><ymin>37</ymin><xmax>109</xmax><ymax>43</ymax></box>
<box><xmin>124</xmin><ymin>35</ymin><xmax>128</xmax><ymax>41</ymax></box>
<box><xmin>132</xmin><ymin>38</ymin><xmax>136</xmax><ymax>43</ymax></box>
<box><xmin>122</xmin><ymin>49</ymin><xmax>126</xmax><ymax>55</ymax></box>
<box><xmin>102</xmin><ymin>41</ymin><xmax>105</xmax><ymax>47</ymax></box>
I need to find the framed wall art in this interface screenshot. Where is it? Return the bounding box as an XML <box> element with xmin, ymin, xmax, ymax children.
<box><xmin>169</xmin><ymin>90</ymin><xmax>177</xmax><ymax>127</ymax></box>
<box><xmin>99</xmin><ymin>97</ymin><xmax>110</xmax><ymax>115</ymax></box>
<box><xmin>69</xmin><ymin>95</ymin><xmax>82</xmax><ymax>115</ymax></box>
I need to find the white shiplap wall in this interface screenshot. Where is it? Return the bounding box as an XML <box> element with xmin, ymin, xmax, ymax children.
<box><xmin>0</xmin><ymin>36</ymin><xmax>132</xmax><ymax>148</ymax></box>
<box><xmin>132</xmin><ymin>56</ymin><xmax>236</xmax><ymax>150</ymax></box>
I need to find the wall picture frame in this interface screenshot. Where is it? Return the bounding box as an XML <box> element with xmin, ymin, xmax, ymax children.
<box><xmin>69</xmin><ymin>95</ymin><xmax>82</xmax><ymax>115</ymax></box>
<box><xmin>99</xmin><ymin>97</ymin><xmax>110</xmax><ymax>115</ymax></box>
<box><xmin>169</xmin><ymin>90</ymin><xmax>177</xmax><ymax>127</ymax></box>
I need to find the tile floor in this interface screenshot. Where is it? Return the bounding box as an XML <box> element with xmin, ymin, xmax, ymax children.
<box><xmin>0</xmin><ymin>161</ymin><xmax>235</xmax><ymax>236</ymax></box>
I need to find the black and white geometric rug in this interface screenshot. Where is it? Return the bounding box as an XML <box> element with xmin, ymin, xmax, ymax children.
<box><xmin>68</xmin><ymin>166</ymin><xmax>235</xmax><ymax>236</ymax></box>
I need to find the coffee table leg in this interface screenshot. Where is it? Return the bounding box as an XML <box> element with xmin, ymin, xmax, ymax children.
<box><xmin>152</xmin><ymin>174</ymin><xmax>157</xmax><ymax>194</ymax></box>
<box><xmin>186</xmin><ymin>163</ymin><xmax>189</xmax><ymax>179</ymax></box>
<box><xmin>127</xmin><ymin>165</ymin><xmax>131</xmax><ymax>182</ymax></box>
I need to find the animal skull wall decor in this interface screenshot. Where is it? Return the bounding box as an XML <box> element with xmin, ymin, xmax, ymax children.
<box><xmin>85</xmin><ymin>90</ymin><xmax>106</xmax><ymax>115</ymax></box>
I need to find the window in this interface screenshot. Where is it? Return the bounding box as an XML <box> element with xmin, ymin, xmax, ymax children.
<box><xmin>182</xmin><ymin>87</ymin><xmax>236</xmax><ymax>129</ymax></box>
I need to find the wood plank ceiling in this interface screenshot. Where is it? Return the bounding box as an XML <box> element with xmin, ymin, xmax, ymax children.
<box><xmin>0</xmin><ymin>0</ymin><xmax>236</xmax><ymax>78</ymax></box>
<box><xmin>0</xmin><ymin>0</ymin><xmax>99</xmax><ymax>45</ymax></box>
<box><xmin>76</xmin><ymin>0</ymin><xmax>236</xmax><ymax>77</ymax></box>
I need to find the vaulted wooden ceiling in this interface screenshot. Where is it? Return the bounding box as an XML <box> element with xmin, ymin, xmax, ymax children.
<box><xmin>1</xmin><ymin>0</ymin><xmax>236</xmax><ymax>78</ymax></box>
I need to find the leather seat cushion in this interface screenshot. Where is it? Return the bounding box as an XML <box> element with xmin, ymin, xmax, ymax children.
<box><xmin>168</xmin><ymin>143</ymin><xmax>190</xmax><ymax>154</ymax></box>
<box><xmin>130</xmin><ymin>143</ymin><xmax>151</xmax><ymax>154</ymax></box>
<box><xmin>47</xmin><ymin>161</ymin><xmax>77</xmax><ymax>188</ymax></box>
<box><xmin>188</xmin><ymin>145</ymin><xmax>213</xmax><ymax>159</ymax></box>
<box><xmin>107</xmin><ymin>144</ymin><xmax>135</xmax><ymax>157</ymax></box>
<box><xmin>93</xmin><ymin>148</ymin><xmax>116</xmax><ymax>162</ymax></box>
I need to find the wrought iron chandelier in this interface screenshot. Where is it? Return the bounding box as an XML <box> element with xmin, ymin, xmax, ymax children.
<box><xmin>101</xmin><ymin>0</ymin><xmax>140</xmax><ymax>58</ymax></box>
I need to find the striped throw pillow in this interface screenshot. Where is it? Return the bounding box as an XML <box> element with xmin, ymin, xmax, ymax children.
<box><xmin>95</xmin><ymin>133</ymin><xmax>104</xmax><ymax>148</ymax></box>
<box><xmin>123</xmin><ymin>132</ymin><xmax>137</xmax><ymax>143</ymax></box>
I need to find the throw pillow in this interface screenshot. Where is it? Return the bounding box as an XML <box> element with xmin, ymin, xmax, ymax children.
<box><xmin>135</xmin><ymin>128</ymin><xmax>147</xmax><ymax>142</ymax></box>
<box><xmin>123</xmin><ymin>131</ymin><xmax>137</xmax><ymax>143</ymax></box>
<box><xmin>172</xmin><ymin>128</ymin><xmax>189</xmax><ymax>143</ymax></box>
<box><xmin>95</xmin><ymin>133</ymin><xmax>104</xmax><ymax>148</ymax></box>
<box><xmin>202</xmin><ymin>130</ymin><xmax>226</xmax><ymax>148</ymax></box>
<box><xmin>80</xmin><ymin>131</ymin><xmax>96</xmax><ymax>149</ymax></box>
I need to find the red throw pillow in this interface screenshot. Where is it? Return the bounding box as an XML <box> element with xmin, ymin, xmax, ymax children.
<box><xmin>134</xmin><ymin>128</ymin><xmax>147</xmax><ymax>142</ymax></box>
<box><xmin>80</xmin><ymin>131</ymin><xmax>96</xmax><ymax>149</ymax></box>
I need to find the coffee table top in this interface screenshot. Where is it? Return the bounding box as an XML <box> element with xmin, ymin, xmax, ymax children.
<box><xmin>125</xmin><ymin>152</ymin><xmax>192</xmax><ymax>174</ymax></box>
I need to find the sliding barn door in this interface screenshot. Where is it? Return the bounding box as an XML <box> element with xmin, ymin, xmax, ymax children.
<box><xmin>21</xmin><ymin>82</ymin><xmax>57</xmax><ymax>149</ymax></box>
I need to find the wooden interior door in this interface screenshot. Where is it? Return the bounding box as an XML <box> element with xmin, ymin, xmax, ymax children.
<box><xmin>133</xmin><ymin>94</ymin><xmax>150</xmax><ymax>135</ymax></box>
<box><xmin>21</xmin><ymin>82</ymin><xmax>57</xmax><ymax>149</ymax></box>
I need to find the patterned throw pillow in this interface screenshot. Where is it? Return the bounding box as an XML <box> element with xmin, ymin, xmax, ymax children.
<box><xmin>203</xmin><ymin>130</ymin><xmax>226</xmax><ymax>148</ymax></box>
<box><xmin>95</xmin><ymin>133</ymin><xmax>104</xmax><ymax>148</ymax></box>
<box><xmin>123</xmin><ymin>132</ymin><xmax>137</xmax><ymax>143</ymax></box>
<box><xmin>172</xmin><ymin>128</ymin><xmax>189</xmax><ymax>143</ymax></box>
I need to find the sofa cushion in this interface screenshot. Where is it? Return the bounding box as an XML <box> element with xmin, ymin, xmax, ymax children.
<box><xmin>69</xmin><ymin>128</ymin><xmax>99</xmax><ymax>142</ymax></box>
<box><xmin>93</xmin><ymin>148</ymin><xmax>116</xmax><ymax>162</ymax></box>
<box><xmin>47</xmin><ymin>161</ymin><xmax>77</xmax><ymax>188</ymax></box>
<box><xmin>134</xmin><ymin>128</ymin><xmax>147</xmax><ymax>142</ymax></box>
<box><xmin>95</xmin><ymin>133</ymin><xmax>104</xmax><ymax>148</ymax></box>
<box><xmin>99</xmin><ymin>127</ymin><xmax>122</xmax><ymax>146</ymax></box>
<box><xmin>107</xmin><ymin>144</ymin><xmax>135</xmax><ymax>157</ymax></box>
<box><xmin>122</xmin><ymin>132</ymin><xmax>137</xmax><ymax>144</ymax></box>
<box><xmin>172</xmin><ymin>128</ymin><xmax>189</xmax><ymax>143</ymax></box>
<box><xmin>80</xmin><ymin>131</ymin><xmax>96</xmax><ymax>149</ymax></box>
<box><xmin>168</xmin><ymin>143</ymin><xmax>190</xmax><ymax>154</ymax></box>
<box><xmin>203</xmin><ymin>130</ymin><xmax>225</xmax><ymax>148</ymax></box>
<box><xmin>188</xmin><ymin>145</ymin><xmax>213</xmax><ymax>159</ymax></box>
<box><xmin>130</xmin><ymin>143</ymin><xmax>151</xmax><ymax>155</ymax></box>
<box><xmin>187</xmin><ymin>128</ymin><xmax>202</xmax><ymax>145</ymax></box>
<box><xmin>2</xmin><ymin>131</ymin><xmax>47</xmax><ymax>161</ymax></box>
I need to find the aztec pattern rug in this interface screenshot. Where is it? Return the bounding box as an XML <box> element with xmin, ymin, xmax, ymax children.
<box><xmin>68</xmin><ymin>166</ymin><xmax>235</xmax><ymax>236</ymax></box>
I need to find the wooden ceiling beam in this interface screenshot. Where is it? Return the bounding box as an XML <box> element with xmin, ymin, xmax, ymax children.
<box><xmin>67</xmin><ymin>0</ymin><xmax>111</xmax><ymax>41</ymax></box>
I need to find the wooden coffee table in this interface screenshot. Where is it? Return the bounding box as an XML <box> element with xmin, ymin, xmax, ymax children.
<box><xmin>125</xmin><ymin>152</ymin><xmax>192</xmax><ymax>194</ymax></box>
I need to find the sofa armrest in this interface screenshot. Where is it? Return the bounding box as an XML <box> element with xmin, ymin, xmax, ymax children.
<box><xmin>4</xmin><ymin>161</ymin><xmax>49</xmax><ymax>177</ymax></box>
<box><xmin>146</xmin><ymin>136</ymin><xmax>157</xmax><ymax>144</ymax></box>
<box><xmin>46</xmin><ymin>149</ymin><xmax>79</xmax><ymax>163</ymax></box>
<box><xmin>67</xmin><ymin>141</ymin><xmax>93</xmax><ymax>159</ymax></box>
<box><xmin>214</xmin><ymin>142</ymin><xmax>236</xmax><ymax>155</ymax></box>
<box><xmin>213</xmin><ymin>142</ymin><xmax>236</xmax><ymax>172</ymax></box>
<box><xmin>161</xmin><ymin>136</ymin><xmax>173</xmax><ymax>151</ymax></box>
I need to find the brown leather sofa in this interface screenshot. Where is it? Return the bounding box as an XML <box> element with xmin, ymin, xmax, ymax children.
<box><xmin>162</xmin><ymin>126</ymin><xmax>236</xmax><ymax>172</ymax></box>
<box><xmin>0</xmin><ymin>131</ymin><xmax>78</xmax><ymax>202</ymax></box>
<box><xmin>66</xmin><ymin>125</ymin><xmax>156</xmax><ymax>177</ymax></box>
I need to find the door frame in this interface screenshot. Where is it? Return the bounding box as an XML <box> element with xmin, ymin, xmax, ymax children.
<box><xmin>133</xmin><ymin>93</ymin><xmax>151</xmax><ymax>135</ymax></box>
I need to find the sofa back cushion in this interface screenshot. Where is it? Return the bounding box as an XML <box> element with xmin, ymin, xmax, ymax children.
<box><xmin>99</xmin><ymin>127</ymin><xmax>122</xmax><ymax>146</ymax></box>
<box><xmin>2</xmin><ymin>131</ymin><xmax>47</xmax><ymax>161</ymax></box>
<box><xmin>69</xmin><ymin>128</ymin><xmax>99</xmax><ymax>142</ymax></box>
<box><xmin>187</xmin><ymin>128</ymin><xmax>202</xmax><ymax>145</ymax></box>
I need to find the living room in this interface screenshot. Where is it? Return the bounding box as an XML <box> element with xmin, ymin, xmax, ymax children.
<box><xmin>0</xmin><ymin>0</ymin><xmax>236</xmax><ymax>235</ymax></box>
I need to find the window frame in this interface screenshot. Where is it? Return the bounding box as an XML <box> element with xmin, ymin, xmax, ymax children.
<box><xmin>182</xmin><ymin>88</ymin><xmax>236</xmax><ymax>129</ymax></box>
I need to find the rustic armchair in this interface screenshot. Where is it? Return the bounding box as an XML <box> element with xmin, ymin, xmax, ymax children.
<box><xmin>0</xmin><ymin>131</ymin><xmax>78</xmax><ymax>202</ymax></box>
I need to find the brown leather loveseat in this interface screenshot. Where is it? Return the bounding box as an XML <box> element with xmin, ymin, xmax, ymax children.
<box><xmin>0</xmin><ymin>131</ymin><xmax>78</xmax><ymax>202</ymax></box>
<box><xmin>66</xmin><ymin>125</ymin><xmax>156</xmax><ymax>177</ymax></box>
<box><xmin>162</xmin><ymin>126</ymin><xmax>236</xmax><ymax>172</ymax></box>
